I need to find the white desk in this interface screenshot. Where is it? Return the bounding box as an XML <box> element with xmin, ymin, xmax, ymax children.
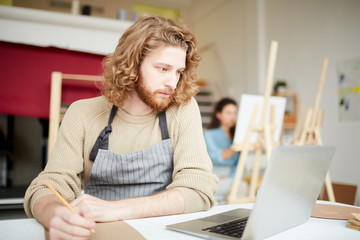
<box><xmin>1</xmin><ymin>201</ymin><xmax>359</xmax><ymax>240</ymax></box>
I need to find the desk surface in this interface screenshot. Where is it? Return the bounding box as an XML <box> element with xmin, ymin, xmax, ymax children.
<box><xmin>1</xmin><ymin>201</ymin><xmax>359</xmax><ymax>240</ymax></box>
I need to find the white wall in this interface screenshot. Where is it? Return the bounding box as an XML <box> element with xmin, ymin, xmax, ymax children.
<box><xmin>190</xmin><ymin>0</ymin><xmax>251</xmax><ymax>99</ymax></box>
<box><xmin>190</xmin><ymin>0</ymin><xmax>360</xmax><ymax>205</ymax></box>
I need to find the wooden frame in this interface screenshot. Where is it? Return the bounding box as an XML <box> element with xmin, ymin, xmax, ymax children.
<box><xmin>48</xmin><ymin>71</ymin><xmax>103</xmax><ymax>158</ymax></box>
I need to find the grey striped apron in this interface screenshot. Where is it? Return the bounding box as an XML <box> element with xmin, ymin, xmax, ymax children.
<box><xmin>84</xmin><ymin>105</ymin><xmax>173</xmax><ymax>200</ymax></box>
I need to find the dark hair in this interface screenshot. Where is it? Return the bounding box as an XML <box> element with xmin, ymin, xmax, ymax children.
<box><xmin>207</xmin><ymin>97</ymin><xmax>237</xmax><ymax>139</ymax></box>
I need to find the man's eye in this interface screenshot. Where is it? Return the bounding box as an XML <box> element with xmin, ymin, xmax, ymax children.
<box><xmin>159</xmin><ymin>67</ymin><xmax>167</xmax><ymax>71</ymax></box>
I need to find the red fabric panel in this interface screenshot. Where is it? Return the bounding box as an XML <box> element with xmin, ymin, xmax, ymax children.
<box><xmin>0</xmin><ymin>41</ymin><xmax>105</xmax><ymax>119</ymax></box>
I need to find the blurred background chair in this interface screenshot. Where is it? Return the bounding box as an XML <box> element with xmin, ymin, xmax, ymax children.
<box><xmin>48</xmin><ymin>72</ymin><xmax>103</xmax><ymax>158</ymax></box>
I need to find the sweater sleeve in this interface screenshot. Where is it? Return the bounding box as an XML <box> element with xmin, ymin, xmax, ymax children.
<box><xmin>166</xmin><ymin>98</ymin><xmax>218</xmax><ymax>213</ymax></box>
<box><xmin>23</xmin><ymin>101</ymin><xmax>86</xmax><ymax>218</ymax></box>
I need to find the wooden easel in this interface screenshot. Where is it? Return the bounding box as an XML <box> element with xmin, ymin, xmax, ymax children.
<box><xmin>227</xmin><ymin>41</ymin><xmax>279</xmax><ymax>204</ymax></box>
<box><xmin>293</xmin><ymin>58</ymin><xmax>336</xmax><ymax>202</ymax></box>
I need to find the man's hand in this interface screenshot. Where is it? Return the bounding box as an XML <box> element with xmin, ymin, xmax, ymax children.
<box><xmin>71</xmin><ymin>194</ymin><xmax>121</xmax><ymax>222</ymax></box>
<box><xmin>33</xmin><ymin>195</ymin><xmax>96</xmax><ymax>240</ymax></box>
<box><xmin>48</xmin><ymin>205</ymin><xmax>96</xmax><ymax>240</ymax></box>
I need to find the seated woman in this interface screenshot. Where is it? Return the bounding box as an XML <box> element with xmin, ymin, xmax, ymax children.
<box><xmin>204</xmin><ymin>97</ymin><xmax>239</xmax><ymax>179</ymax></box>
<box><xmin>205</xmin><ymin>97</ymin><xmax>245</xmax><ymax>202</ymax></box>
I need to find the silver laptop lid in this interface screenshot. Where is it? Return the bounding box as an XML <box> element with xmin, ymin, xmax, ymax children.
<box><xmin>243</xmin><ymin>145</ymin><xmax>335</xmax><ymax>240</ymax></box>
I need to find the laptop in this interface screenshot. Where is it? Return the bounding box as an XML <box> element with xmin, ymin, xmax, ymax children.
<box><xmin>167</xmin><ymin>145</ymin><xmax>336</xmax><ymax>240</ymax></box>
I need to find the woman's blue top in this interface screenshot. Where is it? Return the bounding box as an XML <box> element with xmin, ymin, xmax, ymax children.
<box><xmin>204</xmin><ymin>127</ymin><xmax>239</xmax><ymax>177</ymax></box>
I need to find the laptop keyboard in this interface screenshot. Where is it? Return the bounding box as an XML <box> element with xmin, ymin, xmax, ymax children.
<box><xmin>202</xmin><ymin>217</ymin><xmax>248</xmax><ymax>238</ymax></box>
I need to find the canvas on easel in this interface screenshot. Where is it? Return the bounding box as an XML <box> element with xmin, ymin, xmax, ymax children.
<box><xmin>227</xmin><ymin>41</ymin><xmax>285</xmax><ymax>204</ymax></box>
<box><xmin>233</xmin><ymin>94</ymin><xmax>286</xmax><ymax>145</ymax></box>
<box><xmin>293</xmin><ymin>57</ymin><xmax>336</xmax><ymax>202</ymax></box>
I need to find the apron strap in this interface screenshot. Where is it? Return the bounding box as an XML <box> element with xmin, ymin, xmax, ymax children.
<box><xmin>89</xmin><ymin>105</ymin><xmax>118</xmax><ymax>161</ymax></box>
<box><xmin>158</xmin><ymin>111</ymin><xmax>169</xmax><ymax>140</ymax></box>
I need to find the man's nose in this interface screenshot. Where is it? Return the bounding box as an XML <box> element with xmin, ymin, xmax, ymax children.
<box><xmin>165</xmin><ymin>72</ymin><xmax>179</xmax><ymax>89</ymax></box>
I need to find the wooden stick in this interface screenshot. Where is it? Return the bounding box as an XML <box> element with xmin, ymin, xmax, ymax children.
<box><xmin>62</xmin><ymin>73</ymin><xmax>103</xmax><ymax>81</ymax></box>
<box><xmin>324</xmin><ymin>173</ymin><xmax>336</xmax><ymax>202</ymax></box>
<box><xmin>295</xmin><ymin>108</ymin><xmax>313</xmax><ymax>145</ymax></box>
<box><xmin>314</xmin><ymin>57</ymin><xmax>328</xmax><ymax>111</ymax></box>
<box><xmin>310</xmin><ymin>57</ymin><xmax>328</xmax><ymax>130</ymax></box>
<box><xmin>48</xmin><ymin>72</ymin><xmax>63</xmax><ymax>158</ymax></box>
<box><xmin>46</xmin><ymin>183</ymin><xmax>95</xmax><ymax>233</ymax></box>
<box><xmin>248</xmin><ymin>148</ymin><xmax>261</xmax><ymax>198</ymax></box>
<box><xmin>261</xmin><ymin>40</ymin><xmax>278</xmax><ymax>126</ymax></box>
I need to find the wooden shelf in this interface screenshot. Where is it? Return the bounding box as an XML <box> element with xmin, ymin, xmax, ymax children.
<box><xmin>0</xmin><ymin>5</ymin><xmax>133</xmax><ymax>55</ymax></box>
<box><xmin>274</xmin><ymin>90</ymin><xmax>298</xmax><ymax>129</ymax></box>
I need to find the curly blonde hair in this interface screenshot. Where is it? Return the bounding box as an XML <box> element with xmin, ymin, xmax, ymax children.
<box><xmin>102</xmin><ymin>15</ymin><xmax>201</xmax><ymax>107</ymax></box>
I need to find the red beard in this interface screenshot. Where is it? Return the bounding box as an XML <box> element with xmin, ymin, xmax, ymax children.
<box><xmin>135</xmin><ymin>77</ymin><xmax>175</xmax><ymax>112</ymax></box>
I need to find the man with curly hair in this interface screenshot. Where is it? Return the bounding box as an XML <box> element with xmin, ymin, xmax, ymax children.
<box><xmin>24</xmin><ymin>15</ymin><xmax>218</xmax><ymax>239</ymax></box>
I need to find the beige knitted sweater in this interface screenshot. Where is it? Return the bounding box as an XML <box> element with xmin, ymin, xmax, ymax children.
<box><xmin>24</xmin><ymin>96</ymin><xmax>218</xmax><ymax>217</ymax></box>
